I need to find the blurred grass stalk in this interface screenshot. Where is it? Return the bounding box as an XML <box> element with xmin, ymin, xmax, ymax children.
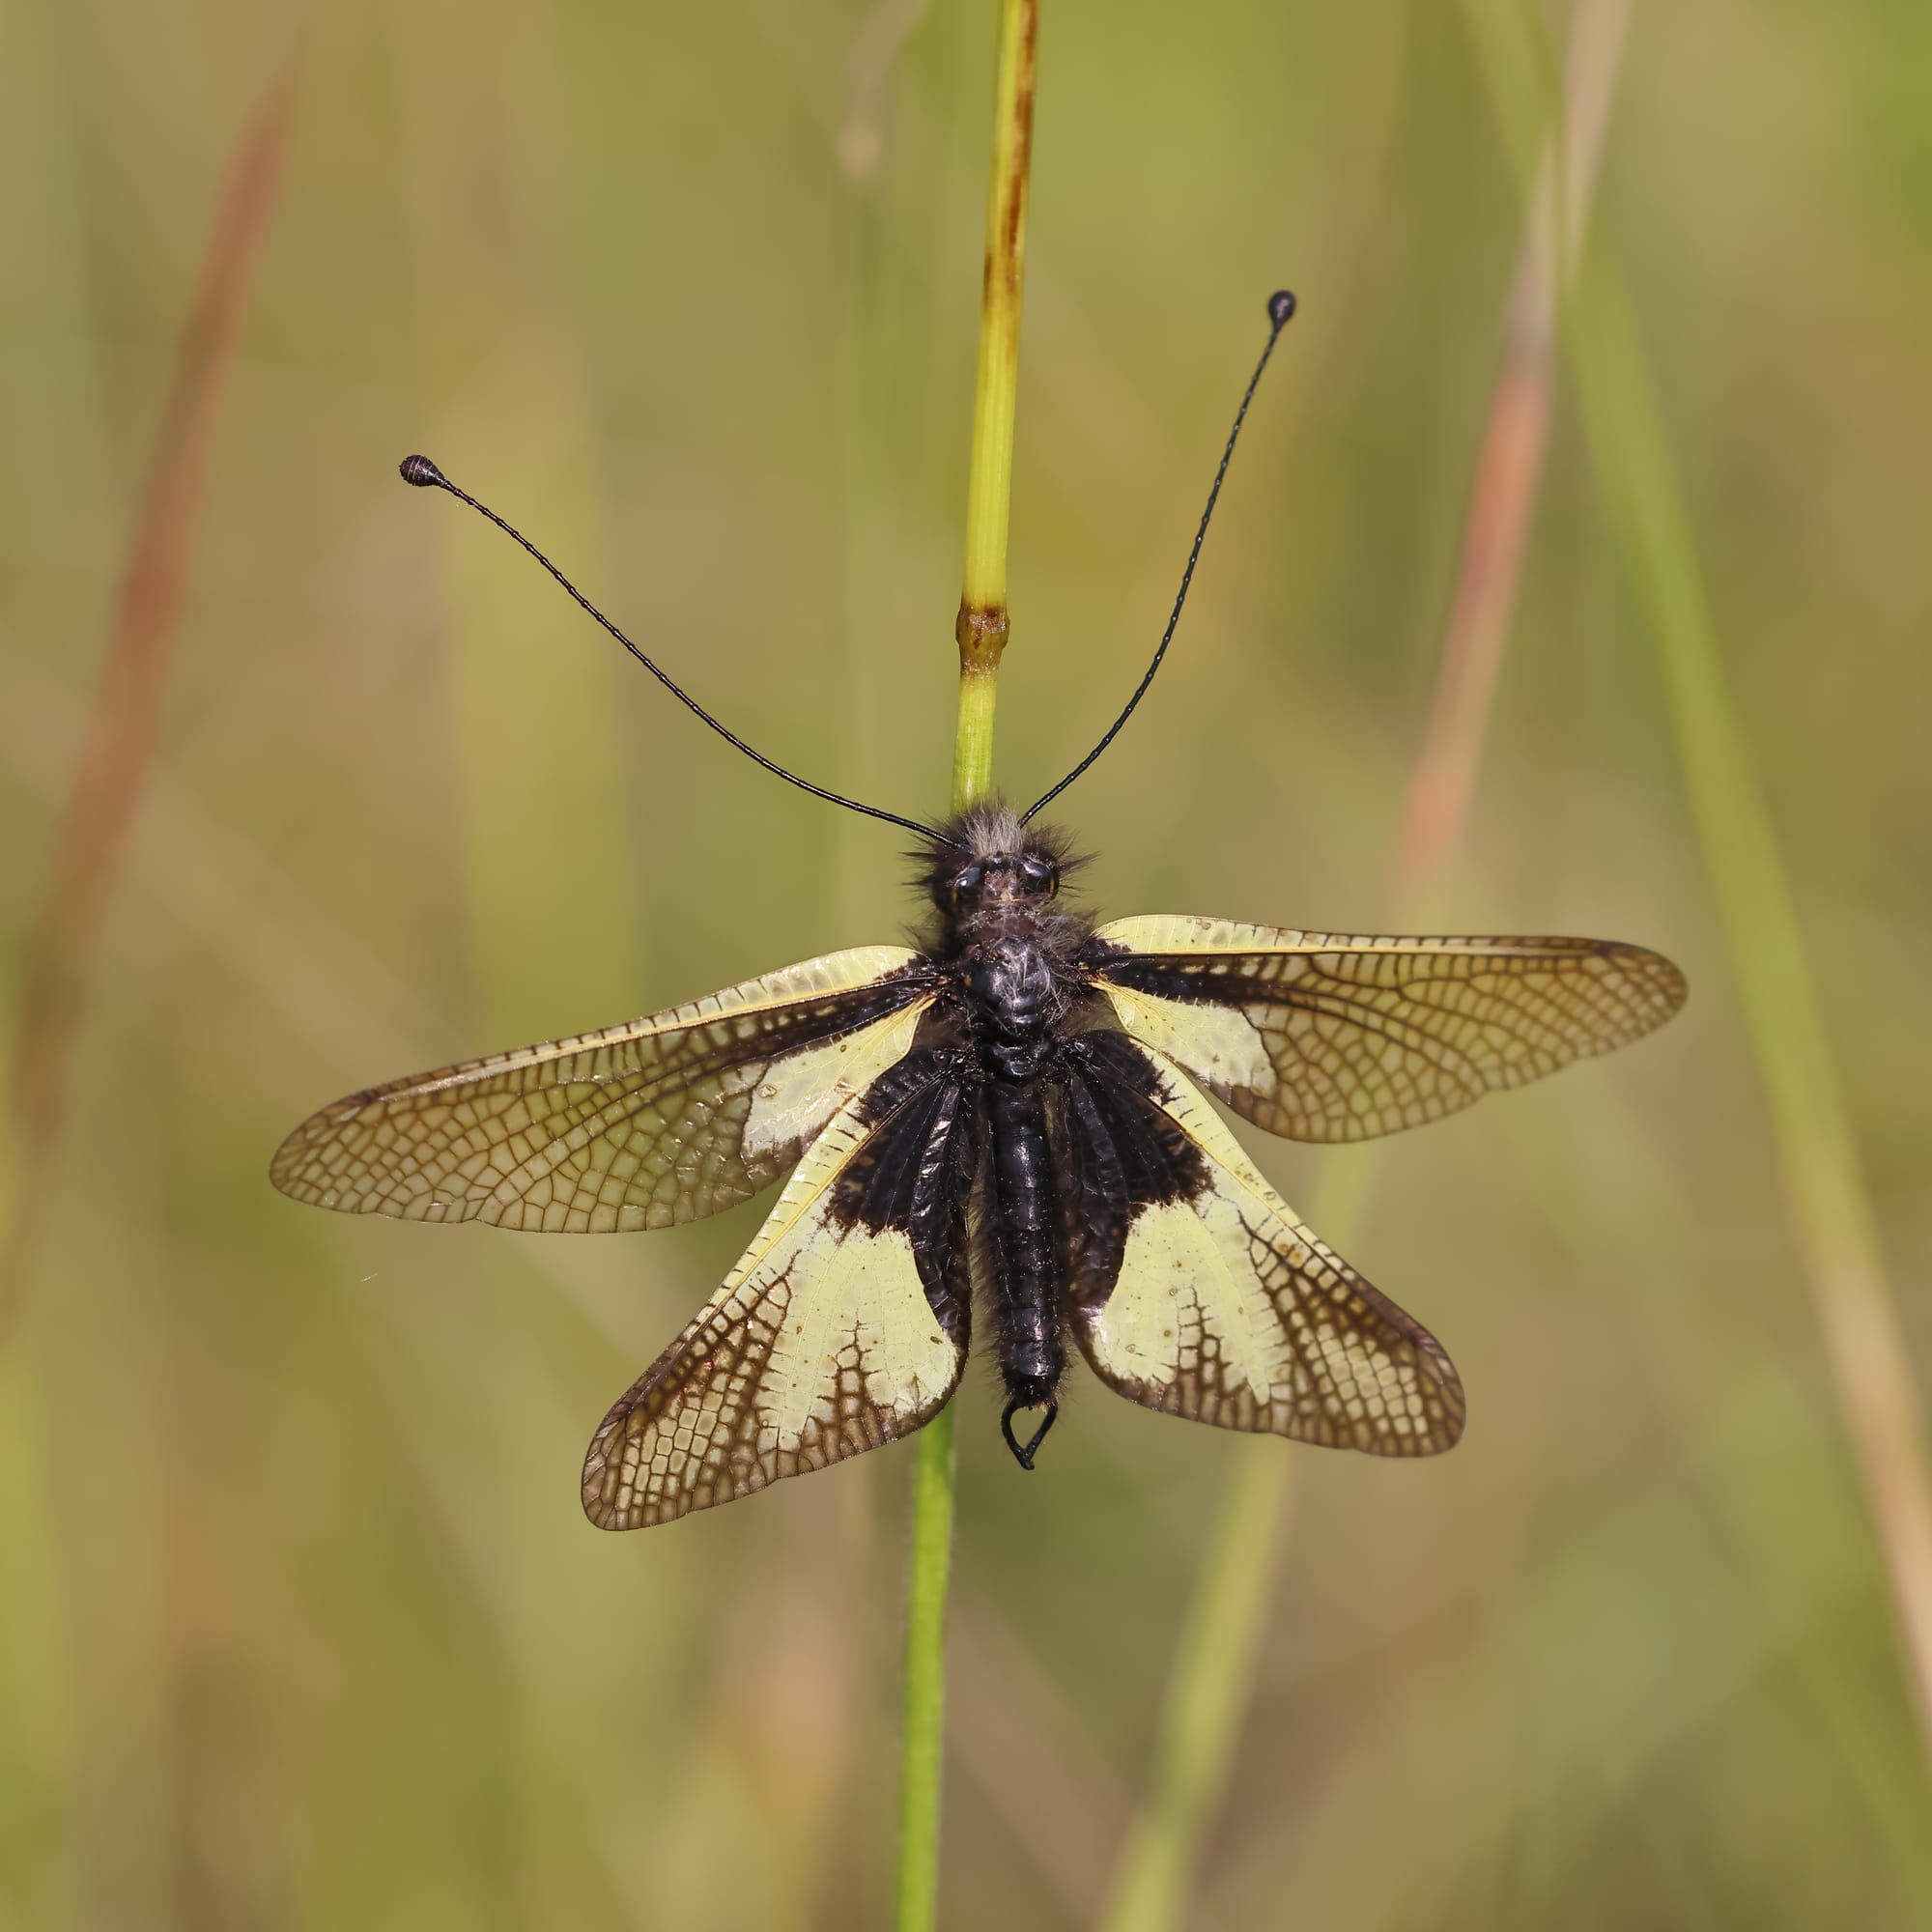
<box><xmin>1461</xmin><ymin>0</ymin><xmax>1932</xmax><ymax>1764</ymax></box>
<box><xmin>1098</xmin><ymin>6</ymin><xmax>1632</xmax><ymax>1927</ymax></box>
<box><xmin>388</xmin><ymin>0</ymin><xmax>639</xmax><ymax>1037</ymax></box>
<box><xmin>896</xmin><ymin>3</ymin><xmax>1037</xmax><ymax>1927</ymax></box>
<box><xmin>387</xmin><ymin>0</ymin><xmax>647</xmax><ymax>1908</ymax></box>
<box><xmin>0</xmin><ymin>0</ymin><xmax>301</xmax><ymax>1340</ymax></box>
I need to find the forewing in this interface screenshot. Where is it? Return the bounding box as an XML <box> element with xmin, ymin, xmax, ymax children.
<box><xmin>270</xmin><ymin>948</ymin><xmax>934</xmax><ymax>1232</ymax></box>
<box><xmin>1087</xmin><ymin>915</ymin><xmax>1685</xmax><ymax>1143</ymax></box>
<box><xmin>1062</xmin><ymin>1032</ymin><xmax>1463</xmax><ymax>1455</ymax></box>
<box><xmin>582</xmin><ymin>1053</ymin><xmax>976</xmax><ymax>1527</ymax></box>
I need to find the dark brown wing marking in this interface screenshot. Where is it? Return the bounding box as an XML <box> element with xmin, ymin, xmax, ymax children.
<box><xmin>270</xmin><ymin>948</ymin><xmax>935</xmax><ymax>1232</ymax></box>
<box><xmin>1085</xmin><ymin>916</ymin><xmax>1685</xmax><ymax>1144</ymax></box>
<box><xmin>1060</xmin><ymin>1031</ymin><xmax>1464</xmax><ymax>1456</ymax></box>
<box><xmin>581</xmin><ymin>1052</ymin><xmax>975</xmax><ymax>1528</ymax></box>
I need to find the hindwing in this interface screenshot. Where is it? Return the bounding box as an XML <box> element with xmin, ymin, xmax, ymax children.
<box><xmin>270</xmin><ymin>948</ymin><xmax>935</xmax><ymax>1232</ymax></box>
<box><xmin>1059</xmin><ymin>1031</ymin><xmax>1463</xmax><ymax>1456</ymax></box>
<box><xmin>582</xmin><ymin>1052</ymin><xmax>976</xmax><ymax>1527</ymax></box>
<box><xmin>1085</xmin><ymin>916</ymin><xmax>1685</xmax><ymax>1144</ymax></box>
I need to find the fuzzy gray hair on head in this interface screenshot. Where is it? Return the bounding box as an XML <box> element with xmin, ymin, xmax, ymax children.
<box><xmin>912</xmin><ymin>797</ymin><xmax>1085</xmax><ymax>911</ymax></box>
<box><xmin>955</xmin><ymin>800</ymin><xmax>1028</xmax><ymax>860</ymax></box>
<box><xmin>910</xmin><ymin>797</ymin><xmax>1094</xmax><ymax>960</ymax></box>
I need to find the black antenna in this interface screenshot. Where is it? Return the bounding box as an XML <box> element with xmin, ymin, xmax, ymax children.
<box><xmin>398</xmin><ymin>455</ymin><xmax>941</xmax><ymax>843</ymax></box>
<box><xmin>1020</xmin><ymin>290</ymin><xmax>1296</xmax><ymax>824</ymax></box>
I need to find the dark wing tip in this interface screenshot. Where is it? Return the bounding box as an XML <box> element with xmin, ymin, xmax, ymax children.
<box><xmin>580</xmin><ymin>1484</ymin><xmax>635</xmax><ymax>1532</ymax></box>
<box><xmin>580</xmin><ymin>1424</ymin><xmax>640</xmax><ymax>1531</ymax></box>
<box><xmin>1639</xmin><ymin>943</ymin><xmax>1690</xmax><ymax>1020</ymax></box>
<box><xmin>1591</xmin><ymin>938</ymin><xmax>1690</xmax><ymax>1039</ymax></box>
<box><xmin>1413</xmin><ymin>1335</ymin><xmax>1467</xmax><ymax>1456</ymax></box>
<box><xmin>580</xmin><ymin>1373</ymin><xmax>682</xmax><ymax>1531</ymax></box>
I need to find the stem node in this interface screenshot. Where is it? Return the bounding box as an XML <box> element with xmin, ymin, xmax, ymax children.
<box><xmin>895</xmin><ymin>6</ymin><xmax>1039</xmax><ymax>1930</ymax></box>
<box><xmin>954</xmin><ymin>602</ymin><xmax>1009</xmax><ymax>666</ymax></box>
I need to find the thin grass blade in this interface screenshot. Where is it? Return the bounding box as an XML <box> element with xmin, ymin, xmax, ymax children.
<box><xmin>0</xmin><ymin>1</ymin><xmax>303</xmax><ymax>1338</ymax></box>
<box><xmin>1461</xmin><ymin>0</ymin><xmax>1932</xmax><ymax>1776</ymax></box>
<box><xmin>1099</xmin><ymin>8</ymin><xmax>1632</xmax><ymax>1925</ymax></box>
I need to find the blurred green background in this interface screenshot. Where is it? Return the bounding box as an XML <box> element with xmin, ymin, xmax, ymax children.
<box><xmin>4</xmin><ymin>0</ymin><xmax>1930</xmax><ymax>1927</ymax></box>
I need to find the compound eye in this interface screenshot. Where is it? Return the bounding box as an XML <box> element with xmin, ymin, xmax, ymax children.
<box><xmin>950</xmin><ymin>862</ymin><xmax>985</xmax><ymax>903</ymax></box>
<box><xmin>1019</xmin><ymin>856</ymin><xmax>1056</xmax><ymax>896</ymax></box>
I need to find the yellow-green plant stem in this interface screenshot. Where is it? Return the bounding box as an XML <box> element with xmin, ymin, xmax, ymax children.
<box><xmin>949</xmin><ymin>0</ymin><xmax>1035</xmax><ymax>810</ymax></box>
<box><xmin>895</xmin><ymin>1402</ymin><xmax>958</xmax><ymax>1932</ymax></box>
<box><xmin>895</xmin><ymin>5</ymin><xmax>1038</xmax><ymax>1929</ymax></box>
<box><xmin>1101</xmin><ymin>1444</ymin><xmax>1291</xmax><ymax>1932</ymax></box>
<box><xmin>1098</xmin><ymin>1152</ymin><xmax>1380</xmax><ymax>1932</ymax></box>
<box><xmin>1464</xmin><ymin>0</ymin><xmax>1932</xmax><ymax>1774</ymax></box>
<box><xmin>951</xmin><ymin>670</ymin><xmax>1001</xmax><ymax>814</ymax></box>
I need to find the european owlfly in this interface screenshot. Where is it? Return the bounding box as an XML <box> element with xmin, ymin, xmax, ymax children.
<box><xmin>273</xmin><ymin>293</ymin><xmax>1686</xmax><ymax>1527</ymax></box>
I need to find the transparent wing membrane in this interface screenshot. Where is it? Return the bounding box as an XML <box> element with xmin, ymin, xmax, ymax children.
<box><xmin>582</xmin><ymin>1061</ymin><xmax>973</xmax><ymax>1528</ymax></box>
<box><xmin>270</xmin><ymin>948</ymin><xmax>933</xmax><ymax>1233</ymax></box>
<box><xmin>1063</xmin><ymin>1035</ymin><xmax>1464</xmax><ymax>1455</ymax></box>
<box><xmin>1088</xmin><ymin>916</ymin><xmax>1685</xmax><ymax>1144</ymax></box>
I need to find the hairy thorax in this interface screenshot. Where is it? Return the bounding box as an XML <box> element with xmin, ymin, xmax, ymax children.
<box><xmin>921</xmin><ymin>800</ymin><xmax>1093</xmax><ymax>1080</ymax></box>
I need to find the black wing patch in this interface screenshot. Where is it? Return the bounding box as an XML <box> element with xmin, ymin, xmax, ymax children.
<box><xmin>581</xmin><ymin>1050</ymin><xmax>976</xmax><ymax>1528</ymax></box>
<box><xmin>1058</xmin><ymin>1031</ymin><xmax>1464</xmax><ymax>1456</ymax></box>
<box><xmin>1054</xmin><ymin>1034</ymin><xmax>1210</xmax><ymax>1305</ymax></box>
<box><xmin>270</xmin><ymin>948</ymin><xmax>937</xmax><ymax>1232</ymax></box>
<box><xmin>1084</xmin><ymin>917</ymin><xmax>1686</xmax><ymax>1144</ymax></box>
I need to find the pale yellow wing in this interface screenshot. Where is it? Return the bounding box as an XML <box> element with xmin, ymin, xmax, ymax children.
<box><xmin>1066</xmin><ymin>1039</ymin><xmax>1463</xmax><ymax>1455</ymax></box>
<box><xmin>270</xmin><ymin>948</ymin><xmax>933</xmax><ymax>1233</ymax></box>
<box><xmin>1087</xmin><ymin>916</ymin><xmax>1685</xmax><ymax>1143</ymax></box>
<box><xmin>582</xmin><ymin>1061</ymin><xmax>973</xmax><ymax>1528</ymax></box>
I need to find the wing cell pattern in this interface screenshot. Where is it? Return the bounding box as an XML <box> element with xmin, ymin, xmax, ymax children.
<box><xmin>1062</xmin><ymin>1033</ymin><xmax>1464</xmax><ymax>1455</ymax></box>
<box><xmin>1089</xmin><ymin>916</ymin><xmax>1685</xmax><ymax>1143</ymax></box>
<box><xmin>270</xmin><ymin>948</ymin><xmax>933</xmax><ymax>1232</ymax></box>
<box><xmin>582</xmin><ymin>1055</ymin><xmax>974</xmax><ymax>1527</ymax></box>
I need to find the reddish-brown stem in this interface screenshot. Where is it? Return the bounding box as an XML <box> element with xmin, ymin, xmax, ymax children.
<box><xmin>1</xmin><ymin>8</ymin><xmax>302</xmax><ymax>1333</ymax></box>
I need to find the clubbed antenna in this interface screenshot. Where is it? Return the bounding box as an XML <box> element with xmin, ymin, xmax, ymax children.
<box><xmin>1021</xmin><ymin>290</ymin><xmax>1297</xmax><ymax>823</ymax></box>
<box><xmin>398</xmin><ymin>454</ymin><xmax>941</xmax><ymax>842</ymax></box>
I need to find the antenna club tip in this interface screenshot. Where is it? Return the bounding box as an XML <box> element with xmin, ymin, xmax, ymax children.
<box><xmin>399</xmin><ymin>453</ymin><xmax>446</xmax><ymax>489</ymax></box>
<box><xmin>1267</xmin><ymin>289</ymin><xmax>1297</xmax><ymax>327</ymax></box>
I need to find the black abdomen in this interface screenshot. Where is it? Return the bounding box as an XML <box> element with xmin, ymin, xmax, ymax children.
<box><xmin>985</xmin><ymin>1078</ymin><xmax>1064</xmax><ymax>1411</ymax></box>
